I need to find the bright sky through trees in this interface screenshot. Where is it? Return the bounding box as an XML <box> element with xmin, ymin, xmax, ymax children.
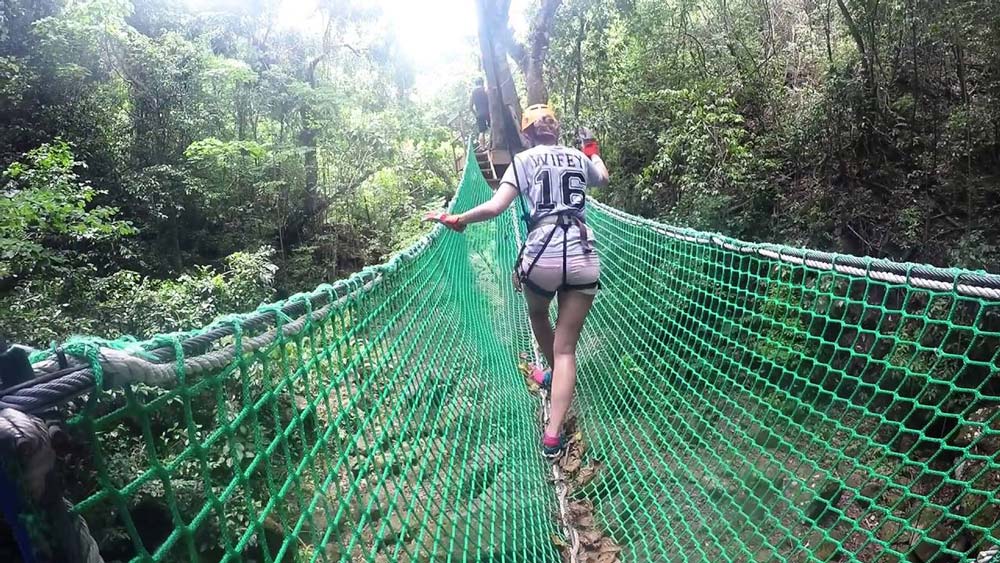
<box><xmin>183</xmin><ymin>0</ymin><xmax>530</xmax><ymax>97</ymax></box>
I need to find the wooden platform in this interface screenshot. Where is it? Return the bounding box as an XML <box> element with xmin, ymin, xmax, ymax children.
<box><xmin>472</xmin><ymin>146</ymin><xmax>511</xmax><ymax>190</ymax></box>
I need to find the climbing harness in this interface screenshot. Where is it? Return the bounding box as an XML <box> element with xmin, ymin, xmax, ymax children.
<box><xmin>510</xmin><ymin>167</ymin><xmax>600</xmax><ymax>299</ymax></box>
<box><xmin>513</xmin><ymin>211</ymin><xmax>599</xmax><ymax>299</ymax></box>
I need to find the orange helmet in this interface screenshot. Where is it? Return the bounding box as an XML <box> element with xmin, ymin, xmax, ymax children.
<box><xmin>521</xmin><ymin>103</ymin><xmax>557</xmax><ymax>132</ymax></box>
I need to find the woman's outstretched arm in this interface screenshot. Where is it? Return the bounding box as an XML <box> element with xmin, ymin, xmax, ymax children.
<box><xmin>456</xmin><ymin>182</ymin><xmax>519</xmax><ymax>226</ymax></box>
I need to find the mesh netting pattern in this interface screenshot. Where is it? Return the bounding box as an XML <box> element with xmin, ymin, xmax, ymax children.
<box><xmin>25</xmin><ymin>146</ymin><xmax>1000</xmax><ymax>562</ymax></box>
<box><xmin>577</xmin><ymin>205</ymin><xmax>1000</xmax><ymax>562</ymax></box>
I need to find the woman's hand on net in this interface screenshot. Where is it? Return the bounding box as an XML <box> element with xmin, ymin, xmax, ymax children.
<box><xmin>423</xmin><ymin>212</ymin><xmax>466</xmax><ymax>232</ymax></box>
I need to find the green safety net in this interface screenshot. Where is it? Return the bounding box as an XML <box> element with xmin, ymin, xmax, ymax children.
<box><xmin>22</xmin><ymin>144</ymin><xmax>1000</xmax><ymax>562</ymax></box>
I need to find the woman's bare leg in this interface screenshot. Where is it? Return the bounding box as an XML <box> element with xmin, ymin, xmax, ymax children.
<box><xmin>545</xmin><ymin>290</ymin><xmax>595</xmax><ymax>438</ymax></box>
<box><xmin>524</xmin><ymin>288</ymin><xmax>555</xmax><ymax>368</ymax></box>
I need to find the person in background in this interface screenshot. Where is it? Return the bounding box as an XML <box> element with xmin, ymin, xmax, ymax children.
<box><xmin>470</xmin><ymin>77</ymin><xmax>491</xmax><ymax>148</ymax></box>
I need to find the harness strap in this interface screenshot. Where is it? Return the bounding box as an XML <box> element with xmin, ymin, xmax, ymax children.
<box><xmin>520</xmin><ymin>276</ymin><xmax>600</xmax><ymax>300</ymax></box>
<box><xmin>563</xmin><ymin>224</ymin><xmax>568</xmax><ymax>288</ymax></box>
<box><xmin>516</xmin><ymin>212</ymin><xmax>599</xmax><ymax>296</ymax></box>
<box><xmin>564</xmin><ymin>280</ymin><xmax>600</xmax><ymax>290</ymax></box>
<box><xmin>531</xmin><ymin>214</ymin><xmax>594</xmax><ymax>253</ymax></box>
<box><xmin>519</xmin><ymin>221</ymin><xmax>561</xmax><ymax>286</ymax></box>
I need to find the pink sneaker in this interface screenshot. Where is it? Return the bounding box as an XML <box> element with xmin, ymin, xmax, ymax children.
<box><xmin>542</xmin><ymin>432</ymin><xmax>566</xmax><ymax>459</ymax></box>
<box><xmin>530</xmin><ymin>366</ymin><xmax>552</xmax><ymax>389</ymax></box>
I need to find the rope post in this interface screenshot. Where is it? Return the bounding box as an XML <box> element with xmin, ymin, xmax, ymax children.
<box><xmin>0</xmin><ymin>345</ymin><xmax>104</xmax><ymax>563</ymax></box>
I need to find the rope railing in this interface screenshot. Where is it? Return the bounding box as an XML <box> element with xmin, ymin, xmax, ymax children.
<box><xmin>593</xmin><ymin>200</ymin><xmax>1000</xmax><ymax>298</ymax></box>
<box><xmin>5</xmin><ymin>277</ymin><xmax>381</xmax><ymax>414</ymax></box>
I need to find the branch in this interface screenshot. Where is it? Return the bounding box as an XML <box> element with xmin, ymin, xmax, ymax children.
<box><xmin>341</xmin><ymin>167</ymin><xmax>379</xmax><ymax>197</ymax></box>
<box><xmin>682</xmin><ymin>32</ymin><xmax>708</xmax><ymax>77</ymax></box>
<box><xmin>835</xmin><ymin>0</ymin><xmax>867</xmax><ymax>58</ymax></box>
<box><xmin>103</xmin><ymin>34</ymin><xmax>149</xmax><ymax>97</ymax></box>
<box><xmin>305</xmin><ymin>44</ymin><xmax>366</xmax><ymax>87</ymax></box>
<box><xmin>493</xmin><ymin>0</ymin><xmax>561</xmax><ymax>78</ymax></box>
<box><xmin>497</xmin><ymin>23</ymin><xmax>528</xmax><ymax>74</ymax></box>
<box><xmin>310</xmin><ymin>12</ymin><xmax>366</xmax><ymax>86</ymax></box>
<box><xmin>528</xmin><ymin>0</ymin><xmax>563</xmax><ymax>63</ymax></box>
<box><xmin>305</xmin><ymin>54</ymin><xmax>328</xmax><ymax>87</ymax></box>
<box><xmin>846</xmin><ymin>222</ymin><xmax>873</xmax><ymax>251</ymax></box>
<box><xmin>331</xmin><ymin>43</ymin><xmax>366</xmax><ymax>58</ymax></box>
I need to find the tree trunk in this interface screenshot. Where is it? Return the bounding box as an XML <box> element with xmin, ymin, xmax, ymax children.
<box><xmin>909</xmin><ymin>0</ymin><xmax>919</xmax><ymax>138</ymax></box>
<box><xmin>301</xmin><ymin>55</ymin><xmax>324</xmax><ymax>223</ymax></box>
<box><xmin>573</xmin><ymin>15</ymin><xmax>586</xmax><ymax>121</ymax></box>
<box><xmin>237</xmin><ymin>97</ymin><xmax>245</xmax><ymax>140</ymax></box>
<box><xmin>759</xmin><ymin>0</ymin><xmax>775</xmax><ymax>61</ymax></box>
<box><xmin>495</xmin><ymin>0</ymin><xmax>563</xmax><ymax>106</ymax></box>
<box><xmin>524</xmin><ymin>0</ymin><xmax>562</xmax><ymax>106</ymax></box>
<box><xmin>836</xmin><ymin>0</ymin><xmax>876</xmax><ymax>104</ymax></box>
<box><xmin>476</xmin><ymin>0</ymin><xmax>562</xmax><ymax>151</ymax></box>
<box><xmin>169</xmin><ymin>210</ymin><xmax>182</xmax><ymax>272</ymax></box>
<box><xmin>476</xmin><ymin>0</ymin><xmax>524</xmax><ymax>152</ymax></box>
<box><xmin>824</xmin><ymin>0</ymin><xmax>834</xmax><ymax>64</ymax></box>
<box><xmin>284</xmin><ymin>54</ymin><xmax>326</xmax><ymax>247</ymax></box>
<box><xmin>955</xmin><ymin>43</ymin><xmax>973</xmax><ymax>241</ymax></box>
<box><xmin>954</xmin><ymin>45</ymin><xmax>969</xmax><ymax>106</ymax></box>
<box><xmin>299</xmin><ymin>116</ymin><xmax>319</xmax><ymax>217</ymax></box>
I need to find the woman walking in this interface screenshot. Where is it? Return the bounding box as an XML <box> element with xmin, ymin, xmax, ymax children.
<box><xmin>427</xmin><ymin>104</ymin><xmax>609</xmax><ymax>459</ymax></box>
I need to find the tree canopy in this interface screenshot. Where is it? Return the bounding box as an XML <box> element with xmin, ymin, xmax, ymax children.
<box><xmin>1</xmin><ymin>0</ymin><xmax>467</xmax><ymax>345</ymax></box>
<box><xmin>540</xmin><ymin>0</ymin><xmax>1000</xmax><ymax>271</ymax></box>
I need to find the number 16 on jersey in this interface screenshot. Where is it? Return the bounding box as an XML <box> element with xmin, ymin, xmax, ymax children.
<box><xmin>533</xmin><ymin>170</ymin><xmax>586</xmax><ymax>211</ymax></box>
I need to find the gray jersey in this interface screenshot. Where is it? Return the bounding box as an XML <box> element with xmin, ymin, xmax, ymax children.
<box><xmin>499</xmin><ymin>144</ymin><xmax>605</xmax><ymax>258</ymax></box>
